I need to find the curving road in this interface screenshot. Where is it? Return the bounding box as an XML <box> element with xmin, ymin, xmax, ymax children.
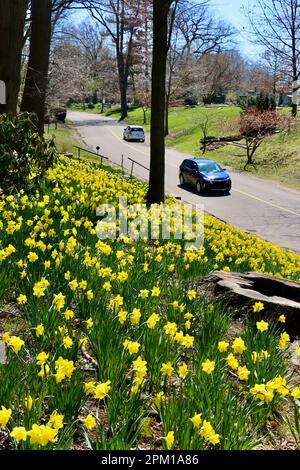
<box><xmin>68</xmin><ymin>111</ymin><xmax>300</xmax><ymax>253</ymax></box>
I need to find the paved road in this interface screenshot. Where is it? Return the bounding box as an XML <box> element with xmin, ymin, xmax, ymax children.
<box><xmin>68</xmin><ymin>111</ymin><xmax>300</xmax><ymax>253</ymax></box>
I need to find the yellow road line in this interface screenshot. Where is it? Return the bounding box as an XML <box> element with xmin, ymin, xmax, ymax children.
<box><xmin>232</xmin><ymin>188</ymin><xmax>300</xmax><ymax>217</ymax></box>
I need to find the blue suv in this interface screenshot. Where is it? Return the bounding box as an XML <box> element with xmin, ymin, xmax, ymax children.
<box><xmin>179</xmin><ymin>158</ymin><xmax>232</xmax><ymax>194</ymax></box>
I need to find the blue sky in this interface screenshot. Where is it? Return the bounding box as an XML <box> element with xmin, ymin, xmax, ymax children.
<box><xmin>72</xmin><ymin>0</ymin><xmax>260</xmax><ymax>60</ymax></box>
<box><xmin>212</xmin><ymin>0</ymin><xmax>260</xmax><ymax>58</ymax></box>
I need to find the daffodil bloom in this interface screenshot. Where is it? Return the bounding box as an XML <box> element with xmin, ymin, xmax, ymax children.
<box><xmin>279</xmin><ymin>332</ymin><xmax>290</xmax><ymax>350</ymax></box>
<box><xmin>253</xmin><ymin>302</ymin><xmax>264</xmax><ymax>313</ymax></box>
<box><xmin>154</xmin><ymin>391</ymin><xmax>164</xmax><ymax>407</ymax></box>
<box><xmin>178</xmin><ymin>362</ymin><xmax>188</xmax><ymax>379</ymax></box>
<box><xmin>237</xmin><ymin>366</ymin><xmax>250</xmax><ymax>381</ymax></box>
<box><xmin>2</xmin><ymin>332</ymin><xmax>10</xmax><ymax>344</ymax></box>
<box><xmin>250</xmin><ymin>384</ymin><xmax>274</xmax><ymax>403</ymax></box>
<box><xmin>232</xmin><ymin>337</ymin><xmax>246</xmax><ymax>354</ymax></box>
<box><xmin>84</xmin><ymin>381</ymin><xmax>96</xmax><ymax>395</ymax></box>
<box><xmin>48</xmin><ymin>410</ymin><xmax>64</xmax><ymax>430</ymax></box>
<box><xmin>54</xmin><ymin>357</ymin><xmax>75</xmax><ymax>383</ymax></box>
<box><xmin>161</xmin><ymin>362</ymin><xmax>174</xmax><ymax>377</ymax></box>
<box><xmin>278</xmin><ymin>314</ymin><xmax>286</xmax><ymax>323</ymax></box>
<box><xmin>27</xmin><ymin>424</ymin><xmax>58</xmax><ymax>446</ymax></box>
<box><xmin>93</xmin><ymin>380</ymin><xmax>111</xmax><ymax>400</ymax></box>
<box><xmin>291</xmin><ymin>387</ymin><xmax>300</xmax><ymax>399</ymax></box>
<box><xmin>162</xmin><ymin>431</ymin><xmax>174</xmax><ymax>449</ymax></box>
<box><xmin>63</xmin><ymin>336</ymin><xmax>73</xmax><ymax>349</ymax></box>
<box><xmin>187</xmin><ymin>289</ymin><xmax>197</xmax><ymax>300</ymax></box>
<box><xmin>218</xmin><ymin>341</ymin><xmax>229</xmax><ymax>352</ymax></box>
<box><xmin>36</xmin><ymin>352</ymin><xmax>49</xmax><ymax>366</ymax></box>
<box><xmin>0</xmin><ymin>406</ymin><xmax>12</xmax><ymax>428</ymax></box>
<box><xmin>85</xmin><ymin>318</ymin><xmax>93</xmax><ymax>329</ymax></box>
<box><xmin>52</xmin><ymin>293</ymin><xmax>65</xmax><ymax>311</ymax></box>
<box><xmin>226</xmin><ymin>353</ymin><xmax>239</xmax><ymax>370</ymax></box>
<box><xmin>146</xmin><ymin>312</ymin><xmax>159</xmax><ymax>329</ymax></box>
<box><xmin>118</xmin><ymin>310</ymin><xmax>127</xmax><ymax>324</ymax></box>
<box><xmin>200</xmin><ymin>420</ymin><xmax>220</xmax><ymax>446</ymax></box>
<box><xmin>86</xmin><ymin>290</ymin><xmax>94</xmax><ymax>301</ymax></box>
<box><xmin>17</xmin><ymin>294</ymin><xmax>27</xmax><ymax>305</ymax></box>
<box><xmin>35</xmin><ymin>324</ymin><xmax>44</xmax><ymax>337</ymax></box>
<box><xmin>164</xmin><ymin>322</ymin><xmax>177</xmax><ymax>337</ymax></box>
<box><xmin>130</xmin><ymin>308</ymin><xmax>141</xmax><ymax>326</ymax></box>
<box><xmin>201</xmin><ymin>359</ymin><xmax>215</xmax><ymax>375</ymax></box>
<box><xmin>81</xmin><ymin>414</ymin><xmax>96</xmax><ymax>430</ymax></box>
<box><xmin>8</xmin><ymin>336</ymin><xmax>24</xmax><ymax>354</ymax></box>
<box><xmin>27</xmin><ymin>251</ymin><xmax>39</xmax><ymax>263</ymax></box>
<box><xmin>256</xmin><ymin>320</ymin><xmax>269</xmax><ymax>332</ymax></box>
<box><xmin>123</xmin><ymin>340</ymin><xmax>140</xmax><ymax>355</ymax></box>
<box><xmin>151</xmin><ymin>286</ymin><xmax>160</xmax><ymax>297</ymax></box>
<box><xmin>139</xmin><ymin>289</ymin><xmax>149</xmax><ymax>298</ymax></box>
<box><xmin>64</xmin><ymin>309</ymin><xmax>74</xmax><ymax>320</ymax></box>
<box><xmin>10</xmin><ymin>426</ymin><xmax>28</xmax><ymax>442</ymax></box>
<box><xmin>190</xmin><ymin>413</ymin><xmax>202</xmax><ymax>429</ymax></box>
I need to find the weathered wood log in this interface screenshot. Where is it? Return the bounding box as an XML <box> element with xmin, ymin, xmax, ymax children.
<box><xmin>199</xmin><ymin>271</ymin><xmax>300</xmax><ymax>336</ymax></box>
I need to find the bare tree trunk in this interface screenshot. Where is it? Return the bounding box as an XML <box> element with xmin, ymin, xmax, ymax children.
<box><xmin>101</xmin><ymin>92</ymin><xmax>104</xmax><ymax>113</ymax></box>
<box><xmin>120</xmin><ymin>81</ymin><xmax>128</xmax><ymax>120</ymax></box>
<box><xmin>165</xmin><ymin>92</ymin><xmax>170</xmax><ymax>136</ymax></box>
<box><xmin>0</xmin><ymin>0</ymin><xmax>27</xmax><ymax>114</ymax></box>
<box><xmin>146</xmin><ymin>0</ymin><xmax>173</xmax><ymax>206</ymax></box>
<box><xmin>21</xmin><ymin>0</ymin><xmax>52</xmax><ymax>135</ymax></box>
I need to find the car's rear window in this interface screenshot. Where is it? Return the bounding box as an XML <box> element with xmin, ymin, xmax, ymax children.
<box><xmin>131</xmin><ymin>127</ymin><xmax>144</xmax><ymax>132</ymax></box>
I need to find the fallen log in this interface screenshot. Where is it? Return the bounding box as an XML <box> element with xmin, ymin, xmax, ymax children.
<box><xmin>199</xmin><ymin>271</ymin><xmax>300</xmax><ymax>336</ymax></box>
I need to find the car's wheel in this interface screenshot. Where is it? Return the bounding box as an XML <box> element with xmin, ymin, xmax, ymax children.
<box><xmin>179</xmin><ymin>173</ymin><xmax>185</xmax><ymax>186</ymax></box>
<box><xmin>196</xmin><ymin>180</ymin><xmax>203</xmax><ymax>194</ymax></box>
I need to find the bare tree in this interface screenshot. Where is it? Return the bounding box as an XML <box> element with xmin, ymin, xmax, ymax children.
<box><xmin>164</xmin><ymin>0</ymin><xmax>235</xmax><ymax>135</ymax></box>
<box><xmin>233</xmin><ymin>109</ymin><xmax>290</xmax><ymax>169</ymax></box>
<box><xmin>146</xmin><ymin>0</ymin><xmax>175</xmax><ymax>206</ymax></box>
<box><xmin>21</xmin><ymin>0</ymin><xmax>52</xmax><ymax>135</ymax></box>
<box><xmin>246</xmin><ymin>0</ymin><xmax>300</xmax><ymax>116</ymax></box>
<box><xmin>83</xmin><ymin>0</ymin><xmax>144</xmax><ymax>120</ymax></box>
<box><xmin>0</xmin><ymin>0</ymin><xmax>28</xmax><ymax>114</ymax></box>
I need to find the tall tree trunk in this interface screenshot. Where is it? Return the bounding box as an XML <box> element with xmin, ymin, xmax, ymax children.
<box><xmin>165</xmin><ymin>92</ymin><xmax>170</xmax><ymax>136</ymax></box>
<box><xmin>118</xmin><ymin>64</ymin><xmax>128</xmax><ymax>121</ymax></box>
<box><xmin>0</xmin><ymin>0</ymin><xmax>27</xmax><ymax>114</ymax></box>
<box><xmin>146</xmin><ymin>0</ymin><xmax>173</xmax><ymax>206</ymax></box>
<box><xmin>120</xmin><ymin>83</ymin><xmax>128</xmax><ymax>120</ymax></box>
<box><xmin>21</xmin><ymin>0</ymin><xmax>52</xmax><ymax>135</ymax></box>
<box><xmin>291</xmin><ymin>16</ymin><xmax>298</xmax><ymax>117</ymax></box>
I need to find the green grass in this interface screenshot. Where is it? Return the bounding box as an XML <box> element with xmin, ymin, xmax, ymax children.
<box><xmin>209</xmin><ymin>122</ymin><xmax>300</xmax><ymax>190</ymax></box>
<box><xmin>45</xmin><ymin>123</ymin><xmax>123</xmax><ymax>176</ymax></box>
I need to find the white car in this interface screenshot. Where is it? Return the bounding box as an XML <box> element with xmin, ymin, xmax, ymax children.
<box><xmin>123</xmin><ymin>125</ymin><xmax>145</xmax><ymax>142</ymax></box>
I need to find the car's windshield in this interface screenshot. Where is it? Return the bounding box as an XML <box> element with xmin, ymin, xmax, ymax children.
<box><xmin>197</xmin><ymin>161</ymin><xmax>222</xmax><ymax>173</ymax></box>
<box><xmin>131</xmin><ymin>128</ymin><xmax>144</xmax><ymax>132</ymax></box>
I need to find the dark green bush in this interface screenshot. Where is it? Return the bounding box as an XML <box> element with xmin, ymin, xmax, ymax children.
<box><xmin>247</xmin><ymin>92</ymin><xmax>276</xmax><ymax>111</ymax></box>
<box><xmin>0</xmin><ymin>112</ymin><xmax>56</xmax><ymax>194</ymax></box>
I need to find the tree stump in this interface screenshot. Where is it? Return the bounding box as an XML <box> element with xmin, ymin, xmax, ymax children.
<box><xmin>199</xmin><ymin>271</ymin><xmax>300</xmax><ymax>336</ymax></box>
